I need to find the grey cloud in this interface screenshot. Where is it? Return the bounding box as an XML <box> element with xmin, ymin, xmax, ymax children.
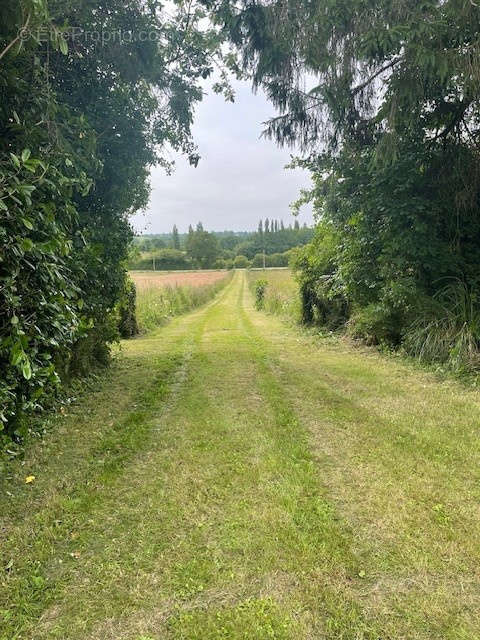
<box><xmin>131</xmin><ymin>79</ymin><xmax>314</xmax><ymax>234</ymax></box>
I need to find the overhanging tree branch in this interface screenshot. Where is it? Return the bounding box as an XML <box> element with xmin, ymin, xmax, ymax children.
<box><xmin>351</xmin><ymin>57</ymin><xmax>401</xmax><ymax>97</ymax></box>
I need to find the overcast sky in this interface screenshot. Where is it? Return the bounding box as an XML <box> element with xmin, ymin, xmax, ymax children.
<box><xmin>130</xmin><ymin>79</ymin><xmax>314</xmax><ymax>235</ymax></box>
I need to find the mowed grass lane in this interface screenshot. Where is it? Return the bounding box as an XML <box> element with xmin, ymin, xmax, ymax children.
<box><xmin>1</xmin><ymin>271</ymin><xmax>480</xmax><ymax>638</ymax></box>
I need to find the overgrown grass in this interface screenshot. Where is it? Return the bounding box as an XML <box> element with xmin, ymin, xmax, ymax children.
<box><xmin>403</xmin><ymin>280</ymin><xmax>480</xmax><ymax>374</ymax></box>
<box><xmin>136</xmin><ymin>273</ymin><xmax>232</xmax><ymax>332</ymax></box>
<box><xmin>247</xmin><ymin>269</ymin><xmax>300</xmax><ymax>322</ymax></box>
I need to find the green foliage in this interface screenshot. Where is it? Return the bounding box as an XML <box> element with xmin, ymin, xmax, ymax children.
<box><xmin>252</xmin><ymin>251</ymin><xmax>290</xmax><ymax>268</ymax></box>
<box><xmin>132</xmin><ymin>222</ymin><xmax>313</xmax><ymax>264</ymax></box>
<box><xmin>118</xmin><ymin>279</ymin><xmax>139</xmax><ymax>339</ymax></box>
<box><xmin>0</xmin><ymin>147</ymin><xmax>86</xmax><ymax>437</ymax></box>
<box><xmin>186</xmin><ymin>227</ymin><xmax>221</xmax><ymax>269</ymax></box>
<box><xmin>403</xmin><ymin>281</ymin><xmax>480</xmax><ymax>374</ymax></box>
<box><xmin>233</xmin><ymin>255</ymin><xmax>250</xmax><ymax>269</ymax></box>
<box><xmin>291</xmin><ymin>224</ymin><xmax>348</xmax><ymax>329</ymax></box>
<box><xmin>130</xmin><ymin>249</ymin><xmax>191</xmax><ymax>271</ymax></box>
<box><xmin>224</xmin><ymin>0</ymin><xmax>480</xmax><ymax>369</ymax></box>
<box><xmin>254</xmin><ymin>279</ymin><xmax>268</xmax><ymax>310</ymax></box>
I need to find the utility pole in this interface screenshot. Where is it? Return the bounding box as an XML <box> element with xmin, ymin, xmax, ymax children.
<box><xmin>153</xmin><ymin>254</ymin><xmax>156</xmax><ymax>271</ymax></box>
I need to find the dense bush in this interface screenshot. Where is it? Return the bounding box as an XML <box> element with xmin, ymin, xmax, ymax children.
<box><xmin>130</xmin><ymin>249</ymin><xmax>192</xmax><ymax>271</ymax></box>
<box><xmin>251</xmin><ymin>251</ymin><xmax>290</xmax><ymax>268</ymax></box>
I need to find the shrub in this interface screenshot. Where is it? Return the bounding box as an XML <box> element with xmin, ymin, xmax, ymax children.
<box><xmin>268</xmin><ymin>252</ymin><xmax>289</xmax><ymax>267</ymax></box>
<box><xmin>234</xmin><ymin>255</ymin><xmax>251</xmax><ymax>269</ymax></box>
<box><xmin>347</xmin><ymin>303</ymin><xmax>404</xmax><ymax>346</ymax></box>
<box><xmin>129</xmin><ymin>248</ymin><xmax>191</xmax><ymax>271</ymax></box>
<box><xmin>252</xmin><ymin>254</ymin><xmax>266</xmax><ymax>268</ymax></box>
<box><xmin>254</xmin><ymin>279</ymin><xmax>268</xmax><ymax>310</ymax></box>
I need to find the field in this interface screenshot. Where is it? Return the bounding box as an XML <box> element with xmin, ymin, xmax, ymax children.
<box><xmin>131</xmin><ymin>270</ymin><xmax>229</xmax><ymax>291</ymax></box>
<box><xmin>131</xmin><ymin>269</ymin><xmax>231</xmax><ymax>333</ymax></box>
<box><xmin>2</xmin><ymin>271</ymin><xmax>480</xmax><ymax>639</ymax></box>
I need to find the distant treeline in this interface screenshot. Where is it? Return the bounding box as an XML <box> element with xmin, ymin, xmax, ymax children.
<box><xmin>129</xmin><ymin>220</ymin><xmax>313</xmax><ymax>270</ymax></box>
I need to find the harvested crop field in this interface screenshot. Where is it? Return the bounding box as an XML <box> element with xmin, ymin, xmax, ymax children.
<box><xmin>130</xmin><ymin>270</ymin><xmax>228</xmax><ymax>290</ymax></box>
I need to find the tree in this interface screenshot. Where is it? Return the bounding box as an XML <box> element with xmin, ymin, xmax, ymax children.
<box><xmin>294</xmin><ymin>219</ymin><xmax>300</xmax><ymax>231</ymax></box>
<box><xmin>234</xmin><ymin>255</ymin><xmax>250</xmax><ymax>269</ymax></box>
<box><xmin>265</xmin><ymin>218</ymin><xmax>270</xmax><ymax>233</ymax></box>
<box><xmin>172</xmin><ymin>225</ymin><xmax>180</xmax><ymax>250</ymax></box>
<box><xmin>223</xmin><ymin>0</ymin><xmax>480</xmax><ymax>365</ymax></box>
<box><xmin>186</xmin><ymin>228</ymin><xmax>220</xmax><ymax>269</ymax></box>
<box><xmin>258</xmin><ymin>219</ymin><xmax>263</xmax><ymax>235</ymax></box>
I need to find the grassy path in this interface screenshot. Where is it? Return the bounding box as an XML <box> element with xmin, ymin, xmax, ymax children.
<box><xmin>2</xmin><ymin>271</ymin><xmax>480</xmax><ymax>639</ymax></box>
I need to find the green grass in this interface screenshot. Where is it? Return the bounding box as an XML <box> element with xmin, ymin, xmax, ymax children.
<box><xmin>2</xmin><ymin>271</ymin><xmax>480</xmax><ymax>638</ymax></box>
<box><xmin>247</xmin><ymin>268</ymin><xmax>300</xmax><ymax>321</ymax></box>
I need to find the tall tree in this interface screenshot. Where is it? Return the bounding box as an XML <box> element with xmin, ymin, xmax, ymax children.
<box><xmin>172</xmin><ymin>224</ymin><xmax>180</xmax><ymax>250</ymax></box>
<box><xmin>186</xmin><ymin>228</ymin><xmax>220</xmax><ymax>268</ymax></box>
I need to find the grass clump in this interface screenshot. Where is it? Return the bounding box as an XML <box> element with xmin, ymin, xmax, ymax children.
<box><xmin>403</xmin><ymin>279</ymin><xmax>480</xmax><ymax>374</ymax></box>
